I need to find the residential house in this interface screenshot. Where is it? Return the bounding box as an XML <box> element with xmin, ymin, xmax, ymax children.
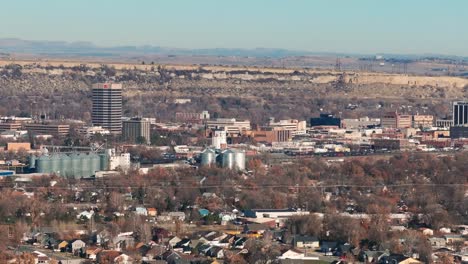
<box><xmin>57</xmin><ymin>240</ymin><xmax>68</xmax><ymax>252</ymax></box>
<box><xmin>113</xmin><ymin>232</ymin><xmax>135</xmax><ymax>251</ymax></box>
<box><xmin>233</xmin><ymin>237</ymin><xmax>248</xmax><ymax>249</ymax></box>
<box><xmin>136</xmin><ymin>207</ymin><xmax>148</xmax><ymax>216</ymax></box>
<box><xmin>144</xmin><ymin>245</ymin><xmax>167</xmax><ymax>260</ymax></box>
<box><xmin>243</xmin><ymin>223</ymin><xmax>268</xmax><ymax>236</ymax></box>
<box><xmin>148</xmin><ymin>208</ymin><xmax>157</xmax><ymax>217</ymax></box>
<box><xmin>378</xmin><ymin>254</ymin><xmax>422</xmax><ymax>264</ymax></box>
<box><xmin>158</xmin><ymin>212</ymin><xmax>186</xmax><ymax>222</ymax></box>
<box><xmin>279</xmin><ymin>249</ymin><xmax>305</xmax><ymax>259</ymax></box>
<box><xmin>216</xmin><ymin>234</ymin><xmax>235</xmax><ymax>248</ymax></box>
<box><xmin>198</xmin><ymin>209</ymin><xmax>210</xmax><ymax>217</ymax></box>
<box><xmin>42</xmin><ymin>235</ymin><xmax>58</xmax><ymax>250</ymax></box>
<box><xmin>96</xmin><ymin>250</ymin><xmax>122</xmax><ymax>263</ymax></box>
<box><xmin>168</xmin><ymin>236</ymin><xmax>182</xmax><ymax>247</ymax></box>
<box><xmin>114</xmin><ymin>253</ymin><xmax>134</xmax><ymax>264</ymax></box>
<box><xmin>420</xmin><ymin>228</ymin><xmax>434</xmax><ymax>236</ymax></box>
<box><xmin>320</xmin><ymin>241</ymin><xmax>338</xmax><ymax>254</ymax></box>
<box><xmin>429</xmin><ymin>237</ymin><xmax>447</xmax><ymax>249</ymax></box>
<box><xmin>358</xmin><ymin>250</ymin><xmax>386</xmax><ymax>263</ymax></box>
<box><xmin>444</xmin><ymin>234</ymin><xmax>464</xmax><ymax>245</ymax></box>
<box><xmin>292</xmin><ymin>235</ymin><xmax>319</xmax><ymax>249</ymax></box>
<box><xmin>69</xmin><ymin>239</ymin><xmax>86</xmax><ymax>254</ymax></box>
<box><xmin>197</xmin><ymin>243</ymin><xmax>213</xmax><ymax>256</ymax></box>
<box><xmin>152</xmin><ymin>227</ymin><xmax>172</xmax><ymax>243</ymax></box>
<box><xmin>77</xmin><ymin>210</ymin><xmax>94</xmax><ymax>220</ymax></box>
<box><xmin>278</xmin><ymin>249</ymin><xmax>322</xmax><ymax>262</ymax></box>
<box><xmin>207</xmin><ymin>246</ymin><xmax>224</xmax><ymax>259</ymax></box>
<box><xmin>85</xmin><ymin>247</ymin><xmax>103</xmax><ymax>261</ymax></box>
<box><xmin>168</xmin><ymin>212</ymin><xmax>186</xmax><ymax>221</ymax></box>
<box><xmin>31</xmin><ymin>251</ymin><xmax>51</xmax><ymax>264</ymax></box>
<box><xmin>174</xmin><ymin>238</ymin><xmax>192</xmax><ymax>254</ymax></box>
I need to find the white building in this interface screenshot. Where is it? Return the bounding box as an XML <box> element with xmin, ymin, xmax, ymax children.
<box><xmin>268</xmin><ymin>118</ymin><xmax>307</xmax><ymax>135</ymax></box>
<box><xmin>341</xmin><ymin>117</ymin><xmax>381</xmax><ymax>129</ymax></box>
<box><xmin>78</xmin><ymin>126</ymin><xmax>111</xmax><ymax>137</ymax></box>
<box><xmin>108</xmin><ymin>149</ymin><xmax>131</xmax><ymax>171</ymax></box>
<box><xmin>248</xmin><ymin>208</ymin><xmax>310</xmax><ymax>219</ymax></box>
<box><xmin>212</xmin><ymin>130</ymin><xmax>227</xmax><ymax>149</ymax></box>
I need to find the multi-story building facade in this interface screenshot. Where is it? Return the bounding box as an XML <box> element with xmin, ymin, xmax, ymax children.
<box><xmin>452</xmin><ymin>101</ymin><xmax>468</xmax><ymax>126</ymax></box>
<box><xmin>381</xmin><ymin>112</ymin><xmax>412</xmax><ymax>129</ymax></box>
<box><xmin>122</xmin><ymin>118</ymin><xmax>151</xmax><ymax>144</ymax></box>
<box><xmin>205</xmin><ymin>118</ymin><xmax>251</xmax><ymax>136</ymax></box>
<box><xmin>0</xmin><ymin>122</ymin><xmax>22</xmax><ymax>132</ymax></box>
<box><xmin>92</xmin><ymin>83</ymin><xmax>122</xmax><ymax>134</ymax></box>
<box><xmin>268</xmin><ymin>118</ymin><xmax>307</xmax><ymax>136</ymax></box>
<box><xmin>412</xmin><ymin>114</ymin><xmax>434</xmax><ymax>128</ymax></box>
<box><xmin>24</xmin><ymin>123</ymin><xmax>70</xmax><ymax>137</ymax></box>
<box><xmin>310</xmin><ymin>113</ymin><xmax>341</xmax><ymax>127</ymax></box>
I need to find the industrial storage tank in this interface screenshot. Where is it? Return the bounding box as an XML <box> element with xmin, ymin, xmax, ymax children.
<box><xmin>60</xmin><ymin>154</ymin><xmax>72</xmax><ymax>177</ymax></box>
<box><xmin>221</xmin><ymin>149</ymin><xmax>235</xmax><ymax>169</ymax></box>
<box><xmin>36</xmin><ymin>155</ymin><xmax>51</xmax><ymax>174</ymax></box>
<box><xmin>49</xmin><ymin>155</ymin><xmax>60</xmax><ymax>174</ymax></box>
<box><xmin>233</xmin><ymin>150</ymin><xmax>246</xmax><ymax>171</ymax></box>
<box><xmin>99</xmin><ymin>153</ymin><xmax>109</xmax><ymax>171</ymax></box>
<box><xmin>201</xmin><ymin>148</ymin><xmax>216</xmax><ymax>167</ymax></box>
<box><xmin>80</xmin><ymin>154</ymin><xmax>91</xmax><ymax>178</ymax></box>
<box><xmin>28</xmin><ymin>155</ymin><xmax>36</xmax><ymax>169</ymax></box>
<box><xmin>90</xmin><ymin>154</ymin><xmax>101</xmax><ymax>176</ymax></box>
<box><xmin>70</xmin><ymin>153</ymin><xmax>82</xmax><ymax>178</ymax></box>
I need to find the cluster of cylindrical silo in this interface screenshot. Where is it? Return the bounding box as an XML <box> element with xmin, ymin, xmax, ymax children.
<box><xmin>29</xmin><ymin>152</ymin><xmax>109</xmax><ymax>178</ymax></box>
<box><xmin>200</xmin><ymin>148</ymin><xmax>245</xmax><ymax>170</ymax></box>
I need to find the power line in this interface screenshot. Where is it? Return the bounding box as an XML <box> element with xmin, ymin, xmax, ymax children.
<box><xmin>2</xmin><ymin>182</ymin><xmax>466</xmax><ymax>190</ymax></box>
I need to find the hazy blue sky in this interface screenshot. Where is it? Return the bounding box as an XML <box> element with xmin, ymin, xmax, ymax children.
<box><xmin>1</xmin><ymin>0</ymin><xmax>467</xmax><ymax>55</ymax></box>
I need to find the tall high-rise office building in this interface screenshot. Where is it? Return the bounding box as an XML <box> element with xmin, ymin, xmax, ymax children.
<box><xmin>123</xmin><ymin>118</ymin><xmax>151</xmax><ymax>144</ymax></box>
<box><xmin>92</xmin><ymin>83</ymin><xmax>122</xmax><ymax>134</ymax></box>
<box><xmin>452</xmin><ymin>101</ymin><xmax>468</xmax><ymax>126</ymax></box>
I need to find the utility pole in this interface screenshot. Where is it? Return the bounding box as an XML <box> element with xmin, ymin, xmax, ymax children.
<box><xmin>335</xmin><ymin>58</ymin><xmax>342</xmax><ymax>72</ymax></box>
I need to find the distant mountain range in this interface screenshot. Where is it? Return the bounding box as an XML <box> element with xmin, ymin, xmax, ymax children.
<box><xmin>0</xmin><ymin>38</ymin><xmax>467</xmax><ymax>60</ymax></box>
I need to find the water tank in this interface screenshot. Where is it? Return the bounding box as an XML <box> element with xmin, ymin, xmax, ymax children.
<box><xmin>221</xmin><ymin>149</ymin><xmax>235</xmax><ymax>169</ymax></box>
<box><xmin>233</xmin><ymin>150</ymin><xmax>246</xmax><ymax>171</ymax></box>
<box><xmin>28</xmin><ymin>155</ymin><xmax>36</xmax><ymax>169</ymax></box>
<box><xmin>201</xmin><ymin>149</ymin><xmax>216</xmax><ymax>167</ymax></box>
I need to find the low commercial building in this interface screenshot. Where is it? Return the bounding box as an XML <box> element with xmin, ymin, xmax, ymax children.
<box><xmin>6</xmin><ymin>142</ymin><xmax>31</xmax><ymax>151</ymax></box>
<box><xmin>249</xmin><ymin>127</ymin><xmax>292</xmax><ymax>143</ymax></box>
<box><xmin>436</xmin><ymin>119</ymin><xmax>453</xmax><ymax>128</ymax></box>
<box><xmin>24</xmin><ymin>123</ymin><xmax>70</xmax><ymax>137</ymax></box>
<box><xmin>175</xmin><ymin>110</ymin><xmax>210</xmax><ymax>123</ymax></box>
<box><xmin>341</xmin><ymin>117</ymin><xmax>381</xmax><ymax>129</ymax></box>
<box><xmin>373</xmin><ymin>138</ymin><xmax>413</xmax><ymax>151</ymax></box>
<box><xmin>78</xmin><ymin>126</ymin><xmax>111</xmax><ymax>137</ymax></box>
<box><xmin>206</xmin><ymin>118</ymin><xmax>251</xmax><ymax>136</ymax></box>
<box><xmin>244</xmin><ymin>208</ymin><xmax>309</xmax><ymax>219</ymax></box>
